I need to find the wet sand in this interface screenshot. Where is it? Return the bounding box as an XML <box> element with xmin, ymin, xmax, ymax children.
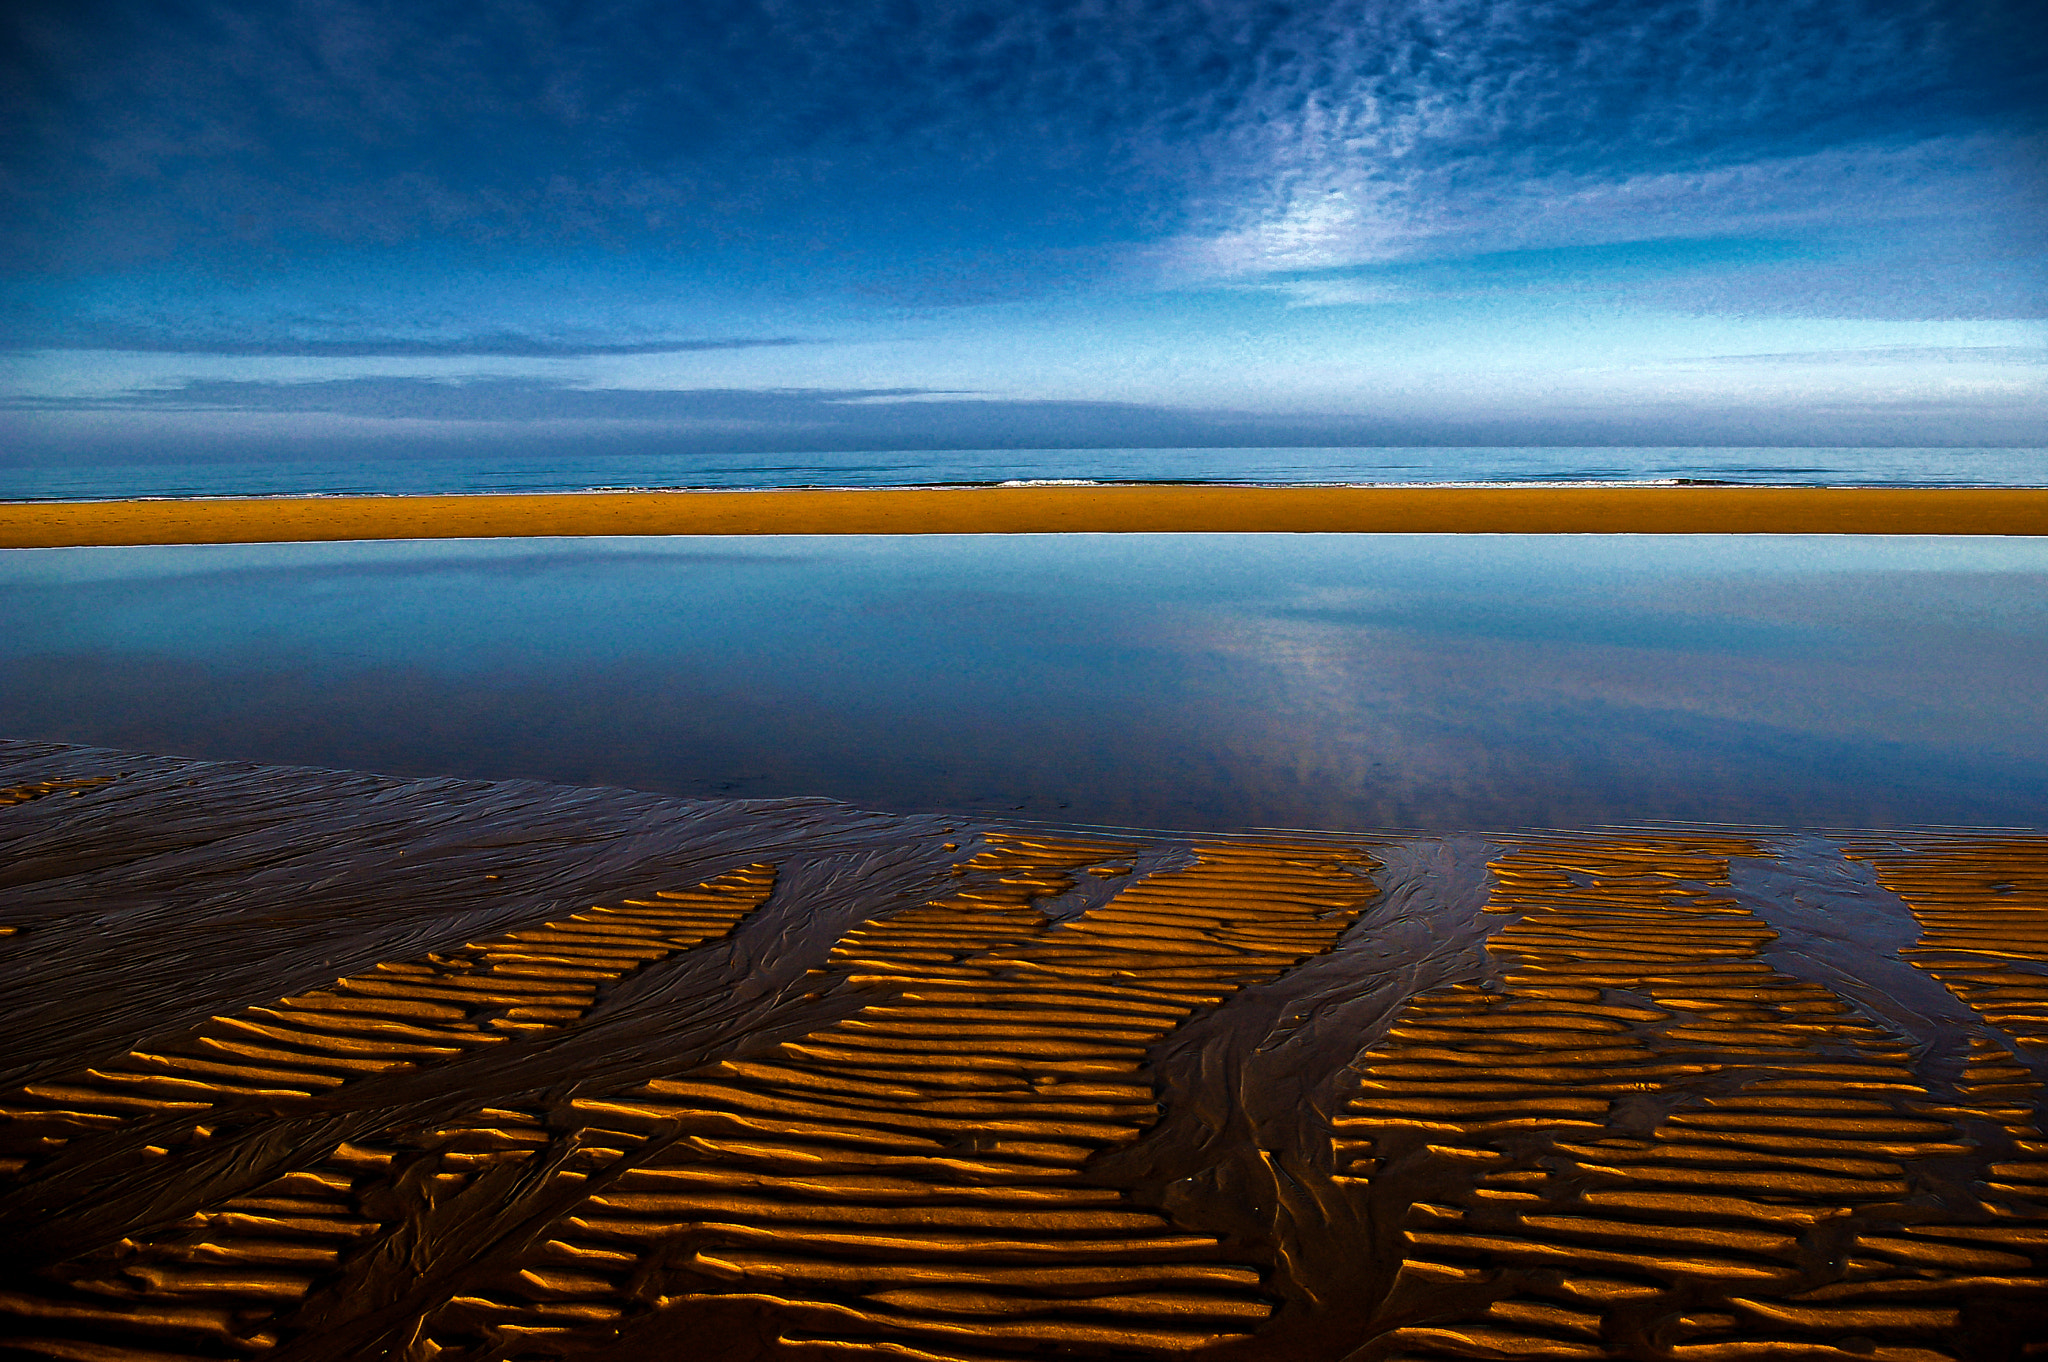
<box><xmin>3</xmin><ymin>484</ymin><xmax>2047</xmax><ymax>546</ymax></box>
<box><xmin>2</xmin><ymin>740</ymin><xmax>2045</xmax><ymax>1360</ymax></box>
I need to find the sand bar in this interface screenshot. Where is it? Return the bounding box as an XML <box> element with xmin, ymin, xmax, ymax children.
<box><xmin>3</xmin><ymin>483</ymin><xmax>2046</xmax><ymax>547</ymax></box>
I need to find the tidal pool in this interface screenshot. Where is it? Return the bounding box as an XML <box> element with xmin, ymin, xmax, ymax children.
<box><xmin>2</xmin><ymin>533</ymin><xmax>2043</xmax><ymax>832</ymax></box>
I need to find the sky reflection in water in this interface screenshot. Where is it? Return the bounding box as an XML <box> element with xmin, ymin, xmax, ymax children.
<box><xmin>3</xmin><ymin>534</ymin><xmax>2043</xmax><ymax>832</ymax></box>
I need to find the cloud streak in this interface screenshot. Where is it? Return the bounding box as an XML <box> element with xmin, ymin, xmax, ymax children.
<box><xmin>6</xmin><ymin>0</ymin><xmax>2039</xmax><ymax>277</ymax></box>
<box><xmin>4</xmin><ymin>377</ymin><xmax>944</xmax><ymax>421</ymax></box>
<box><xmin>1150</xmin><ymin>1</ymin><xmax>2044</xmax><ymax>271</ymax></box>
<box><xmin>1687</xmin><ymin>346</ymin><xmax>2048</xmax><ymax>367</ymax></box>
<box><xmin>8</xmin><ymin>330</ymin><xmax>820</xmax><ymax>358</ymax></box>
<box><xmin>8</xmin><ymin>372</ymin><xmax>2042</xmax><ymax>453</ymax></box>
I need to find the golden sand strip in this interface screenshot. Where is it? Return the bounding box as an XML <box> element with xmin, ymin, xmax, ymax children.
<box><xmin>3</xmin><ymin>485</ymin><xmax>2047</xmax><ymax>548</ymax></box>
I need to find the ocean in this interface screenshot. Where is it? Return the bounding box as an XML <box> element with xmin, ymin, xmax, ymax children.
<box><xmin>3</xmin><ymin>445</ymin><xmax>2044</xmax><ymax>501</ymax></box>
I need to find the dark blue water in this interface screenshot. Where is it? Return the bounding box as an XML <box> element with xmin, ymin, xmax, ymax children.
<box><xmin>3</xmin><ymin>446</ymin><xmax>2044</xmax><ymax>501</ymax></box>
<box><xmin>4</xmin><ymin>534</ymin><xmax>2042</xmax><ymax>832</ymax></box>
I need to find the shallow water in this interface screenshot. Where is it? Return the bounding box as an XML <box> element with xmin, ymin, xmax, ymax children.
<box><xmin>2</xmin><ymin>533</ymin><xmax>2043</xmax><ymax>832</ymax></box>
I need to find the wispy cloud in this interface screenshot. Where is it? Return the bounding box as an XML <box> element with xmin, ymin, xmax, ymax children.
<box><xmin>1685</xmin><ymin>345</ymin><xmax>2048</xmax><ymax>367</ymax></box>
<box><xmin>1132</xmin><ymin>2</ymin><xmax>2045</xmax><ymax>316</ymax></box>
<box><xmin>1157</xmin><ymin>131</ymin><xmax>2048</xmax><ymax>295</ymax></box>
<box><xmin>7</xmin><ymin>0</ymin><xmax>2038</xmax><ymax>280</ymax></box>
<box><xmin>10</xmin><ymin>330</ymin><xmax>820</xmax><ymax>358</ymax></box>
<box><xmin>1</xmin><ymin>377</ymin><xmax>933</xmax><ymax>421</ymax></box>
<box><xmin>1235</xmin><ymin>277</ymin><xmax>1421</xmax><ymax>309</ymax></box>
<box><xmin>8</xmin><ymin>372</ymin><xmax>2043</xmax><ymax>453</ymax></box>
<box><xmin>0</xmin><ymin>374</ymin><xmax>1336</xmax><ymax>450</ymax></box>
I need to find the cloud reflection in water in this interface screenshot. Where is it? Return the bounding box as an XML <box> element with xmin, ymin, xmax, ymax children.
<box><xmin>1</xmin><ymin>534</ymin><xmax>2042</xmax><ymax>832</ymax></box>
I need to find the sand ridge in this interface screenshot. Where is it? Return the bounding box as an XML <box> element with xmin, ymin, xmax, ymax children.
<box><xmin>3</xmin><ymin>484</ymin><xmax>2048</xmax><ymax>547</ymax></box>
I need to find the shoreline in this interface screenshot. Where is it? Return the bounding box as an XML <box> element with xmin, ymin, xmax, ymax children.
<box><xmin>3</xmin><ymin>483</ymin><xmax>2047</xmax><ymax>546</ymax></box>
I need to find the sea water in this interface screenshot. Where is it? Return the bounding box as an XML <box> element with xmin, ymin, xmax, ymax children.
<box><xmin>2</xmin><ymin>445</ymin><xmax>2044</xmax><ymax>501</ymax></box>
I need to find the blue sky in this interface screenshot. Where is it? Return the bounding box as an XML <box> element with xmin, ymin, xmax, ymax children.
<box><xmin>2</xmin><ymin>0</ymin><xmax>2044</xmax><ymax>462</ymax></box>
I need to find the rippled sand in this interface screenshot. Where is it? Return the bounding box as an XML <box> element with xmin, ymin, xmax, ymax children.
<box><xmin>2</xmin><ymin>740</ymin><xmax>2045</xmax><ymax>1360</ymax></box>
<box><xmin>4</xmin><ymin>484</ymin><xmax>2047</xmax><ymax>546</ymax></box>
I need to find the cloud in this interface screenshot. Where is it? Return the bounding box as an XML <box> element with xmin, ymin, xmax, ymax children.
<box><xmin>1</xmin><ymin>0</ymin><xmax>1190</xmax><ymax>263</ymax></box>
<box><xmin>1686</xmin><ymin>345</ymin><xmax>2048</xmax><ymax>367</ymax></box>
<box><xmin>5</xmin><ymin>0</ymin><xmax>2039</xmax><ymax>277</ymax></box>
<box><xmin>1155</xmin><ymin>132</ymin><xmax>2047</xmax><ymax>320</ymax></box>
<box><xmin>4</xmin><ymin>376</ymin><xmax>1263</xmax><ymax>444</ymax></box>
<box><xmin>7</xmin><ymin>329</ymin><xmax>820</xmax><ymax>358</ymax></box>
<box><xmin>2</xmin><ymin>377</ymin><xmax>935</xmax><ymax>422</ymax></box>
<box><xmin>1238</xmin><ymin>278</ymin><xmax>1420</xmax><ymax>309</ymax></box>
<box><xmin>7</xmin><ymin>372</ymin><xmax>2043</xmax><ymax>454</ymax></box>
<box><xmin>1157</xmin><ymin>130</ymin><xmax>2048</xmax><ymax>287</ymax></box>
<box><xmin>1131</xmin><ymin>4</ymin><xmax>2045</xmax><ymax>312</ymax></box>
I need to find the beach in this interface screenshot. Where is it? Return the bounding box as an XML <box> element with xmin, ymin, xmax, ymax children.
<box><xmin>2</xmin><ymin>740</ymin><xmax>2045</xmax><ymax>1360</ymax></box>
<box><xmin>4</xmin><ymin>483</ymin><xmax>2047</xmax><ymax>548</ymax></box>
<box><xmin>5</xmin><ymin>489</ymin><xmax>2046</xmax><ymax>1358</ymax></box>
<box><xmin>7</xmin><ymin>0</ymin><xmax>2039</xmax><ymax>1351</ymax></box>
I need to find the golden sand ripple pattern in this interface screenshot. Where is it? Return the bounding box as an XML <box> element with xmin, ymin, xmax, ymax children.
<box><xmin>0</xmin><ymin>863</ymin><xmax>777</xmax><ymax>1179</ymax></box>
<box><xmin>7</xmin><ymin>1151</ymin><xmax>387</xmax><ymax>1360</ymax></box>
<box><xmin>410</xmin><ymin>834</ymin><xmax>1378</xmax><ymax>1361</ymax></box>
<box><xmin>8</xmin><ymin>786</ymin><xmax>2048</xmax><ymax>1361</ymax></box>
<box><xmin>1847</xmin><ymin>839</ymin><xmax>2048</xmax><ymax>1049</ymax></box>
<box><xmin>0</xmin><ymin>776</ymin><xmax>117</xmax><ymax>809</ymax></box>
<box><xmin>1338</xmin><ymin>837</ymin><xmax>2048</xmax><ymax>1362</ymax></box>
<box><xmin>0</xmin><ymin>866</ymin><xmax>779</xmax><ymax>1358</ymax></box>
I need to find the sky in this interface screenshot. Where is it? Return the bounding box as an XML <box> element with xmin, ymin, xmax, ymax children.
<box><xmin>2</xmin><ymin>0</ymin><xmax>2045</xmax><ymax>465</ymax></box>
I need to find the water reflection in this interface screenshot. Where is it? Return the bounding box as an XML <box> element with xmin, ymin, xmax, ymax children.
<box><xmin>3</xmin><ymin>534</ymin><xmax>2043</xmax><ymax>831</ymax></box>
